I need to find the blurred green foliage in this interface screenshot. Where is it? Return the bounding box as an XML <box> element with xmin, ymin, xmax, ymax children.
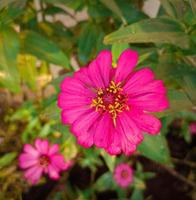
<box><xmin>0</xmin><ymin>0</ymin><xmax>196</xmax><ymax>199</ymax></box>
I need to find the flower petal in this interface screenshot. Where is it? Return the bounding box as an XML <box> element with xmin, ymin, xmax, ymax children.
<box><xmin>35</xmin><ymin>138</ymin><xmax>42</xmax><ymax>152</ymax></box>
<box><xmin>48</xmin><ymin>144</ymin><xmax>59</xmax><ymax>156</ymax></box>
<box><xmin>128</xmin><ymin>93</ymin><xmax>169</xmax><ymax>112</ymax></box>
<box><xmin>71</xmin><ymin>111</ymin><xmax>100</xmax><ymax>147</ymax></box>
<box><xmin>74</xmin><ymin>67</ymin><xmax>94</xmax><ymax>87</ymax></box>
<box><xmin>123</xmin><ymin>68</ymin><xmax>154</xmax><ymax>93</ymax></box>
<box><xmin>96</xmin><ymin>50</ymin><xmax>112</xmax><ymax>86</ymax></box>
<box><xmin>116</xmin><ymin>112</ymin><xmax>143</xmax><ymax>155</ymax></box>
<box><xmin>35</xmin><ymin>139</ymin><xmax>49</xmax><ymax>154</ymax></box>
<box><xmin>23</xmin><ymin>144</ymin><xmax>39</xmax><ymax>157</ymax></box>
<box><xmin>106</xmin><ymin>128</ymin><xmax>121</xmax><ymax>155</ymax></box>
<box><xmin>24</xmin><ymin>165</ymin><xmax>43</xmax><ymax>184</ymax></box>
<box><xmin>19</xmin><ymin>153</ymin><xmax>38</xmax><ymax>169</ymax></box>
<box><xmin>61</xmin><ymin>107</ymin><xmax>95</xmax><ymax>125</ymax></box>
<box><xmin>132</xmin><ymin>112</ymin><xmax>161</xmax><ymax>135</ymax></box>
<box><xmin>93</xmin><ymin>113</ymin><xmax>112</xmax><ymax>148</ymax></box>
<box><xmin>48</xmin><ymin>164</ymin><xmax>60</xmax><ymax>180</ymax></box>
<box><xmin>51</xmin><ymin>154</ymin><xmax>70</xmax><ymax>170</ymax></box>
<box><xmin>88</xmin><ymin>60</ymin><xmax>105</xmax><ymax>88</ymax></box>
<box><xmin>115</xmin><ymin>49</ymin><xmax>138</xmax><ymax>83</ymax></box>
<box><xmin>41</xmin><ymin>140</ymin><xmax>49</xmax><ymax>154</ymax></box>
<box><xmin>58</xmin><ymin>92</ymin><xmax>93</xmax><ymax>109</ymax></box>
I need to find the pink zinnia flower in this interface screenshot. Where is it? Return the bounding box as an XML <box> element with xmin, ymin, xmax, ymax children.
<box><xmin>113</xmin><ymin>163</ymin><xmax>133</xmax><ymax>188</ymax></box>
<box><xmin>19</xmin><ymin>139</ymin><xmax>72</xmax><ymax>184</ymax></box>
<box><xmin>189</xmin><ymin>122</ymin><xmax>196</xmax><ymax>135</ymax></box>
<box><xmin>58</xmin><ymin>49</ymin><xmax>169</xmax><ymax>155</ymax></box>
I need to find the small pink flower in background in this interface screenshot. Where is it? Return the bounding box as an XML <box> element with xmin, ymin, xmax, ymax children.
<box><xmin>113</xmin><ymin>163</ymin><xmax>133</xmax><ymax>188</ymax></box>
<box><xmin>19</xmin><ymin>138</ymin><xmax>72</xmax><ymax>185</ymax></box>
<box><xmin>189</xmin><ymin>122</ymin><xmax>196</xmax><ymax>135</ymax></box>
<box><xmin>58</xmin><ymin>49</ymin><xmax>169</xmax><ymax>155</ymax></box>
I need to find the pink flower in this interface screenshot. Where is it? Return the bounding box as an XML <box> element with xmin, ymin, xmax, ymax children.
<box><xmin>19</xmin><ymin>139</ymin><xmax>72</xmax><ymax>184</ymax></box>
<box><xmin>189</xmin><ymin>122</ymin><xmax>196</xmax><ymax>135</ymax></box>
<box><xmin>58</xmin><ymin>49</ymin><xmax>169</xmax><ymax>155</ymax></box>
<box><xmin>113</xmin><ymin>163</ymin><xmax>133</xmax><ymax>188</ymax></box>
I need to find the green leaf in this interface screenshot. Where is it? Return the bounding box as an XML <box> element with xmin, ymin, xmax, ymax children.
<box><xmin>160</xmin><ymin>0</ymin><xmax>189</xmax><ymax>19</ymax></box>
<box><xmin>138</xmin><ymin>133</ymin><xmax>171</xmax><ymax>164</ymax></box>
<box><xmin>0</xmin><ymin>27</ymin><xmax>20</xmax><ymax>92</ymax></box>
<box><xmin>0</xmin><ymin>152</ymin><xmax>17</xmax><ymax>169</ymax></box>
<box><xmin>43</xmin><ymin>0</ymin><xmax>73</xmax><ymax>4</ymax></box>
<box><xmin>39</xmin><ymin>124</ymin><xmax>51</xmax><ymax>137</ymax></box>
<box><xmin>22</xmin><ymin>117</ymin><xmax>40</xmax><ymax>142</ymax></box>
<box><xmin>181</xmin><ymin>121</ymin><xmax>191</xmax><ymax>143</ymax></box>
<box><xmin>133</xmin><ymin>177</ymin><xmax>146</xmax><ymax>190</ymax></box>
<box><xmin>40</xmin><ymin>101</ymin><xmax>60</xmax><ymax>121</ymax></box>
<box><xmin>104</xmin><ymin>18</ymin><xmax>189</xmax><ymax>48</ymax></box>
<box><xmin>61</xmin><ymin>136</ymin><xmax>78</xmax><ymax>161</ymax></box>
<box><xmin>78</xmin><ymin>23</ymin><xmax>99</xmax><ymax>64</ymax></box>
<box><xmin>100</xmin><ymin>150</ymin><xmax>116</xmax><ymax>172</ymax></box>
<box><xmin>138</xmin><ymin>51</ymin><xmax>153</xmax><ymax>65</ymax></box>
<box><xmin>115</xmin><ymin>0</ymin><xmax>147</xmax><ymax>24</ymax></box>
<box><xmin>21</xmin><ymin>31</ymin><xmax>70</xmax><ymax>69</ymax></box>
<box><xmin>0</xmin><ymin>1</ymin><xmax>26</xmax><ymax>27</ymax></box>
<box><xmin>50</xmin><ymin>72</ymin><xmax>73</xmax><ymax>91</ymax></box>
<box><xmin>167</xmin><ymin>89</ymin><xmax>193</xmax><ymax>113</ymax></box>
<box><xmin>111</xmin><ymin>43</ymin><xmax>129</xmax><ymax>66</ymax></box>
<box><xmin>18</xmin><ymin>54</ymin><xmax>37</xmax><ymax>90</ymax></box>
<box><xmin>181</xmin><ymin>74</ymin><xmax>196</xmax><ymax>105</ymax></box>
<box><xmin>80</xmin><ymin>148</ymin><xmax>102</xmax><ymax>172</ymax></box>
<box><xmin>160</xmin><ymin>0</ymin><xmax>177</xmax><ymax>18</ymax></box>
<box><xmin>0</xmin><ymin>0</ymin><xmax>26</xmax><ymax>10</ymax></box>
<box><xmin>88</xmin><ymin>2</ymin><xmax>112</xmax><ymax>18</ymax></box>
<box><xmin>94</xmin><ymin>172</ymin><xmax>114</xmax><ymax>192</ymax></box>
<box><xmin>131</xmin><ymin>188</ymin><xmax>144</xmax><ymax>200</ymax></box>
<box><xmin>100</xmin><ymin>0</ymin><xmax>127</xmax><ymax>25</ymax></box>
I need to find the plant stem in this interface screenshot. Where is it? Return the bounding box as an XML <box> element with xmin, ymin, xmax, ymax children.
<box><xmin>172</xmin><ymin>157</ymin><xmax>196</xmax><ymax>168</ymax></box>
<box><xmin>157</xmin><ymin>162</ymin><xmax>196</xmax><ymax>188</ymax></box>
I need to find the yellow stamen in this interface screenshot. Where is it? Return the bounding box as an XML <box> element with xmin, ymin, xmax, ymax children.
<box><xmin>90</xmin><ymin>81</ymin><xmax>129</xmax><ymax>126</ymax></box>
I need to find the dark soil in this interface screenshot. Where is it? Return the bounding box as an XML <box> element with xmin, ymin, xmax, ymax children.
<box><xmin>22</xmin><ymin>132</ymin><xmax>196</xmax><ymax>200</ymax></box>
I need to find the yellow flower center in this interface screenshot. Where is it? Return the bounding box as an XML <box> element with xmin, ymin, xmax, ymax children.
<box><xmin>91</xmin><ymin>81</ymin><xmax>129</xmax><ymax>126</ymax></box>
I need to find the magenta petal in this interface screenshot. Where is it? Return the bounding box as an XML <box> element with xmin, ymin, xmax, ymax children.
<box><xmin>51</xmin><ymin>154</ymin><xmax>68</xmax><ymax>170</ymax></box>
<box><xmin>133</xmin><ymin>112</ymin><xmax>161</xmax><ymax>134</ymax></box>
<box><xmin>71</xmin><ymin>111</ymin><xmax>100</xmax><ymax>148</ymax></box>
<box><xmin>48</xmin><ymin>144</ymin><xmax>59</xmax><ymax>156</ymax></box>
<box><xmin>24</xmin><ymin>165</ymin><xmax>43</xmax><ymax>184</ymax></box>
<box><xmin>126</xmin><ymin>80</ymin><xmax>166</xmax><ymax>97</ymax></box>
<box><xmin>23</xmin><ymin>144</ymin><xmax>39</xmax><ymax>157</ymax></box>
<box><xmin>48</xmin><ymin>164</ymin><xmax>60</xmax><ymax>180</ymax></box>
<box><xmin>88</xmin><ymin>60</ymin><xmax>105</xmax><ymax>88</ymax></box>
<box><xmin>74</xmin><ymin>67</ymin><xmax>94</xmax><ymax>87</ymax></box>
<box><xmin>72</xmin><ymin>110</ymin><xmax>100</xmax><ymax>135</ymax></box>
<box><xmin>35</xmin><ymin>139</ymin><xmax>49</xmax><ymax>154</ymax></box>
<box><xmin>123</xmin><ymin>68</ymin><xmax>154</xmax><ymax>93</ymax></box>
<box><xmin>35</xmin><ymin>138</ymin><xmax>42</xmax><ymax>152</ymax></box>
<box><xmin>118</xmin><ymin>112</ymin><xmax>143</xmax><ymax>144</ymax></box>
<box><xmin>114</xmin><ymin>163</ymin><xmax>133</xmax><ymax>188</ymax></box>
<box><xmin>93</xmin><ymin>114</ymin><xmax>111</xmax><ymax>148</ymax></box>
<box><xmin>128</xmin><ymin>94</ymin><xmax>169</xmax><ymax>112</ymax></box>
<box><xmin>61</xmin><ymin>107</ymin><xmax>94</xmax><ymax>124</ymax></box>
<box><xmin>106</xmin><ymin>129</ymin><xmax>121</xmax><ymax>155</ymax></box>
<box><xmin>19</xmin><ymin>154</ymin><xmax>38</xmax><ymax>169</ymax></box>
<box><xmin>58</xmin><ymin>92</ymin><xmax>92</xmax><ymax>109</ymax></box>
<box><xmin>116</xmin><ymin>112</ymin><xmax>143</xmax><ymax>155</ymax></box>
<box><xmin>61</xmin><ymin>77</ymin><xmax>86</xmax><ymax>94</ymax></box>
<box><xmin>115</xmin><ymin>49</ymin><xmax>138</xmax><ymax>83</ymax></box>
<box><xmin>40</xmin><ymin>140</ymin><xmax>49</xmax><ymax>154</ymax></box>
<box><xmin>96</xmin><ymin>50</ymin><xmax>112</xmax><ymax>86</ymax></box>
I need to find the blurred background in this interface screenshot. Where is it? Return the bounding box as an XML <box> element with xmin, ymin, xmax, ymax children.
<box><xmin>0</xmin><ymin>0</ymin><xmax>196</xmax><ymax>199</ymax></box>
